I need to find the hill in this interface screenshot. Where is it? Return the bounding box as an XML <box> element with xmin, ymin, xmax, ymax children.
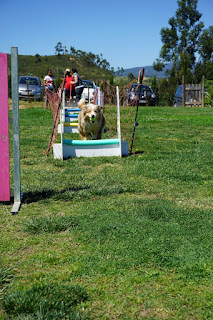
<box><xmin>7</xmin><ymin>54</ymin><xmax>112</xmax><ymax>83</ymax></box>
<box><xmin>118</xmin><ymin>63</ymin><xmax>173</xmax><ymax>78</ymax></box>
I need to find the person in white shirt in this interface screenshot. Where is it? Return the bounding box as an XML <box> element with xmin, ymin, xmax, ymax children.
<box><xmin>44</xmin><ymin>70</ymin><xmax>54</xmax><ymax>90</ymax></box>
<box><xmin>44</xmin><ymin>70</ymin><xmax>55</xmax><ymax>108</ymax></box>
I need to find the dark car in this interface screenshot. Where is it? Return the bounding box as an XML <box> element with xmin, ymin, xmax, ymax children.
<box><xmin>174</xmin><ymin>85</ymin><xmax>183</xmax><ymax>106</ymax></box>
<box><xmin>19</xmin><ymin>76</ymin><xmax>44</xmax><ymax>101</ymax></box>
<box><xmin>128</xmin><ymin>84</ymin><xmax>157</xmax><ymax>106</ymax></box>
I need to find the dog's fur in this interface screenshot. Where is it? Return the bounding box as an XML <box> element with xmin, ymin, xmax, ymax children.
<box><xmin>78</xmin><ymin>98</ymin><xmax>105</xmax><ymax>140</ymax></box>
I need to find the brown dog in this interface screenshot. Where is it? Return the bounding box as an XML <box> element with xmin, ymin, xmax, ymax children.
<box><xmin>78</xmin><ymin>98</ymin><xmax>105</xmax><ymax>140</ymax></box>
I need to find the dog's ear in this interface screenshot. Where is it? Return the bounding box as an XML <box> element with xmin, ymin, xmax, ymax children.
<box><xmin>97</xmin><ymin>105</ymin><xmax>104</xmax><ymax>112</ymax></box>
<box><xmin>78</xmin><ymin>98</ymin><xmax>86</xmax><ymax>109</ymax></box>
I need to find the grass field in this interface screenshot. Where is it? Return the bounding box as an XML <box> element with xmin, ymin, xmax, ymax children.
<box><xmin>0</xmin><ymin>101</ymin><xmax>212</xmax><ymax>319</ymax></box>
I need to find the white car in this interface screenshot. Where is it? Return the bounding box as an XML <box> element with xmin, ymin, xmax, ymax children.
<box><xmin>81</xmin><ymin>80</ymin><xmax>96</xmax><ymax>102</ymax></box>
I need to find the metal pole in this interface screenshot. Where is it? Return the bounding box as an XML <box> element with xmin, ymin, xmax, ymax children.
<box><xmin>27</xmin><ymin>80</ymin><xmax>30</xmax><ymax>103</ymax></box>
<box><xmin>130</xmin><ymin>68</ymin><xmax>144</xmax><ymax>154</ymax></box>
<box><xmin>11</xmin><ymin>47</ymin><xmax>21</xmax><ymax>214</ymax></box>
<box><xmin>61</xmin><ymin>90</ymin><xmax>65</xmax><ymax>160</ymax></box>
<box><xmin>116</xmin><ymin>86</ymin><xmax>122</xmax><ymax>157</ymax></box>
<box><xmin>98</xmin><ymin>87</ymin><xmax>101</xmax><ymax>105</ymax></box>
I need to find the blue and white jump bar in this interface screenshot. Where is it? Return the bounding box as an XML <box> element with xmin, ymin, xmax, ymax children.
<box><xmin>53</xmin><ymin>139</ymin><xmax>128</xmax><ymax>159</ymax></box>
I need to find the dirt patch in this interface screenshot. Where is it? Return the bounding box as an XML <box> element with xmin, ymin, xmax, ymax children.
<box><xmin>8</xmin><ymin>100</ymin><xmax>45</xmax><ymax>110</ymax></box>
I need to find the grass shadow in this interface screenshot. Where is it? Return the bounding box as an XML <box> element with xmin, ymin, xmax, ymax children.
<box><xmin>22</xmin><ymin>186</ymin><xmax>91</xmax><ymax>204</ymax></box>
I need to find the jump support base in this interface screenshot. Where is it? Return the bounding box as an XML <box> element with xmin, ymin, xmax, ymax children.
<box><xmin>53</xmin><ymin>139</ymin><xmax>128</xmax><ymax>159</ymax></box>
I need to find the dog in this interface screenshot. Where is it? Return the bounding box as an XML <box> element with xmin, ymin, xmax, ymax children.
<box><xmin>78</xmin><ymin>98</ymin><xmax>105</xmax><ymax>140</ymax></box>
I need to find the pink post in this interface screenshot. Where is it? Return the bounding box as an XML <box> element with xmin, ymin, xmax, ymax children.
<box><xmin>0</xmin><ymin>53</ymin><xmax>10</xmax><ymax>201</ymax></box>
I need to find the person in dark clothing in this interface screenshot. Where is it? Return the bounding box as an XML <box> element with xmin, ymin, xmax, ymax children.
<box><xmin>70</xmin><ymin>68</ymin><xmax>84</xmax><ymax>102</ymax></box>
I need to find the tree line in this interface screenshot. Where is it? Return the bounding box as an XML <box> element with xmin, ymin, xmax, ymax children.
<box><xmin>153</xmin><ymin>0</ymin><xmax>213</xmax><ymax>84</ymax></box>
<box><xmin>54</xmin><ymin>42</ymin><xmax>113</xmax><ymax>72</ymax></box>
<box><xmin>150</xmin><ymin>0</ymin><xmax>213</xmax><ymax>105</ymax></box>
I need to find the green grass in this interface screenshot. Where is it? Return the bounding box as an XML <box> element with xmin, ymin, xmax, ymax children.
<box><xmin>0</xmin><ymin>104</ymin><xmax>212</xmax><ymax>319</ymax></box>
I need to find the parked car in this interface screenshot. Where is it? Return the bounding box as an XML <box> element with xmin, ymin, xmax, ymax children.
<box><xmin>81</xmin><ymin>80</ymin><xmax>96</xmax><ymax>102</ymax></box>
<box><xmin>173</xmin><ymin>85</ymin><xmax>183</xmax><ymax>106</ymax></box>
<box><xmin>18</xmin><ymin>76</ymin><xmax>44</xmax><ymax>101</ymax></box>
<box><xmin>128</xmin><ymin>84</ymin><xmax>157</xmax><ymax>106</ymax></box>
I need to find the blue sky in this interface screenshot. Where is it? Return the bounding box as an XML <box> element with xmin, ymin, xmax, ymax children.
<box><xmin>0</xmin><ymin>0</ymin><xmax>212</xmax><ymax>70</ymax></box>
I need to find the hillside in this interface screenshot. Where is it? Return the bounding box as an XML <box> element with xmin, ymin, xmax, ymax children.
<box><xmin>7</xmin><ymin>54</ymin><xmax>112</xmax><ymax>82</ymax></box>
<box><xmin>118</xmin><ymin>63</ymin><xmax>173</xmax><ymax>78</ymax></box>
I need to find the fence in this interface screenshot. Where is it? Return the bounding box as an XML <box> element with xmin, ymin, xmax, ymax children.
<box><xmin>182</xmin><ymin>75</ymin><xmax>205</xmax><ymax>107</ymax></box>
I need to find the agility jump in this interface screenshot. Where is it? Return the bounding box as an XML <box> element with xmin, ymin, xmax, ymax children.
<box><xmin>53</xmin><ymin>86</ymin><xmax>128</xmax><ymax>159</ymax></box>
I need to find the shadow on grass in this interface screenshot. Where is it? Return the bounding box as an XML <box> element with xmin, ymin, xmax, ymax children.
<box><xmin>22</xmin><ymin>186</ymin><xmax>91</xmax><ymax>204</ymax></box>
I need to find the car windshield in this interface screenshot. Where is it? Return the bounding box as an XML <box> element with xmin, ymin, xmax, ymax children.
<box><xmin>82</xmin><ymin>81</ymin><xmax>94</xmax><ymax>88</ymax></box>
<box><xmin>176</xmin><ymin>86</ymin><xmax>182</xmax><ymax>96</ymax></box>
<box><xmin>135</xmin><ymin>85</ymin><xmax>152</xmax><ymax>94</ymax></box>
<box><xmin>19</xmin><ymin>77</ymin><xmax>39</xmax><ymax>86</ymax></box>
<box><xmin>129</xmin><ymin>84</ymin><xmax>138</xmax><ymax>92</ymax></box>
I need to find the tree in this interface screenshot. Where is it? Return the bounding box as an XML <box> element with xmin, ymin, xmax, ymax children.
<box><xmin>55</xmin><ymin>42</ymin><xmax>63</xmax><ymax>55</ymax></box>
<box><xmin>35</xmin><ymin>53</ymin><xmax>41</xmax><ymax>63</ymax></box>
<box><xmin>198</xmin><ymin>26</ymin><xmax>213</xmax><ymax>62</ymax></box>
<box><xmin>127</xmin><ymin>73</ymin><xmax>135</xmax><ymax>81</ymax></box>
<box><xmin>117</xmin><ymin>67</ymin><xmax>124</xmax><ymax>76</ymax></box>
<box><xmin>154</xmin><ymin>0</ymin><xmax>204</xmax><ymax>81</ymax></box>
<box><xmin>101</xmin><ymin>59</ymin><xmax>110</xmax><ymax>70</ymax></box>
<box><xmin>70</xmin><ymin>46</ymin><xmax>76</xmax><ymax>55</ymax></box>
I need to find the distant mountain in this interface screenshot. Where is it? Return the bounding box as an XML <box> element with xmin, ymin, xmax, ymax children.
<box><xmin>117</xmin><ymin>63</ymin><xmax>173</xmax><ymax>78</ymax></box>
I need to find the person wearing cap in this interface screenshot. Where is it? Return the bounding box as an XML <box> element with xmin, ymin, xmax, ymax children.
<box><xmin>63</xmin><ymin>69</ymin><xmax>75</xmax><ymax>99</ymax></box>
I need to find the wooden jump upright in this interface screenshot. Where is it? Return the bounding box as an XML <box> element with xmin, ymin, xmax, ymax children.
<box><xmin>0</xmin><ymin>53</ymin><xmax>10</xmax><ymax>201</ymax></box>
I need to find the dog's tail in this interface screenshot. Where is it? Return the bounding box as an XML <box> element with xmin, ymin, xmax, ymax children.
<box><xmin>78</xmin><ymin>98</ymin><xmax>85</xmax><ymax>109</ymax></box>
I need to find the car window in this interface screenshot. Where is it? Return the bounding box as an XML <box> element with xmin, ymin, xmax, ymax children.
<box><xmin>136</xmin><ymin>85</ymin><xmax>146</xmax><ymax>92</ymax></box>
<box><xmin>29</xmin><ymin>79</ymin><xmax>39</xmax><ymax>85</ymax></box>
<box><xmin>83</xmin><ymin>81</ymin><xmax>94</xmax><ymax>88</ymax></box>
<box><xmin>19</xmin><ymin>77</ymin><xmax>39</xmax><ymax>86</ymax></box>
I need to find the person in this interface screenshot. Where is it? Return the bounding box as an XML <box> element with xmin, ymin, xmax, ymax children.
<box><xmin>63</xmin><ymin>69</ymin><xmax>75</xmax><ymax>99</ymax></box>
<box><xmin>70</xmin><ymin>68</ymin><xmax>84</xmax><ymax>102</ymax></box>
<box><xmin>44</xmin><ymin>70</ymin><xmax>55</xmax><ymax>108</ymax></box>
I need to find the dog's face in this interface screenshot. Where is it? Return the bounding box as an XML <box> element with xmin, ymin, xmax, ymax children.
<box><xmin>78</xmin><ymin>99</ymin><xmax>103</xmax><ymax>124</ymax></box>
<box><xmin>78</xmin><ymin>98</ymin><xmax>105</xmax><ymax>140</ymax></box>
<box><xmin>83</xmin><ymin>104</ymin><xmax>103</xmax><ymax>124</ymax></box>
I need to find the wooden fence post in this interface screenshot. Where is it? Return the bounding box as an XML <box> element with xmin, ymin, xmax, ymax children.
<box><xmin>182</xmin><ymin>75</ymin><xmax>185</xmax><ymax>107</ymax></box>
<box><xmin>202</xmin><ymin>75</ymin><xmax>205</xmax><ymax>107</ymax></box>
